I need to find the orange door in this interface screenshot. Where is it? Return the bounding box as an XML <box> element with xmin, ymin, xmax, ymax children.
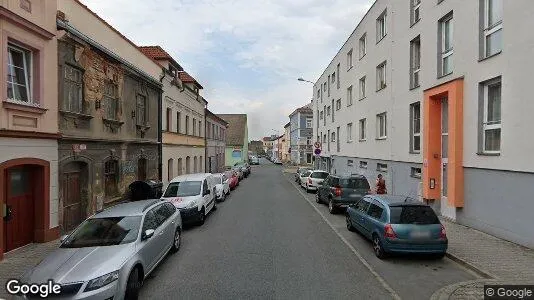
<box><xmin>4</xmin><ymin>167</ymin><xmax>34</xmax><ymax>252</ymax></box>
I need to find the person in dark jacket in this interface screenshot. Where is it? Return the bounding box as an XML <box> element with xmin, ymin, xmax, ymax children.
<box><xmin>375</xmin><ymin>174</ymin><xmax>387</xmax><ymax>194</ymax></box>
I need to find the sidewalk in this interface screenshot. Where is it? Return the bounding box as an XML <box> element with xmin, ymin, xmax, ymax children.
<box><xmin>432</xmin><ymin>219</ymin><xmax>534</xmax><ymax>299</ymax></box>
<box><xmin>0</xmin><ymin>240</ymin><xmax>60</xmax><ymax>299</ymax></box>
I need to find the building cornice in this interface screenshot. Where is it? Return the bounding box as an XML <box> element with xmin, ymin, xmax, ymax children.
<box><xmin>0</xmin><ymin>6</ymin><xmax>55</xmax><ymax>40</ymax></box>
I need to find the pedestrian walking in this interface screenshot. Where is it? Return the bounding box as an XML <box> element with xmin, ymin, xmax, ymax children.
<box><xmin>375</xmin><ymin>174</ymin><xmax>387</xmax><ymax>194</ymax></box>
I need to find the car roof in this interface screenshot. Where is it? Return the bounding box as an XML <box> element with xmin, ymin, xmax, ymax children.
<box><xmin>170</xmin><ymin>173</ymin><xmax>211</xmax><ymax>183</ymax></box>
<box><xmin>310</xmin><ymin>170</ymin><xmax>329</xmax><ymax>173</ymax></box>
<box><xmin>330</xmin><ymin>173</ymin><xmax>367</xmax><ymax>179</ymax></box>
<box><xmin>93</xmin><ymin>199</ymin><xmax>161</xmax><ymax>217</ymax></box>
<box><xmin>367</xmin><ymin>194</ymin><xmax>423</xmax><ymax>207</ymax></box>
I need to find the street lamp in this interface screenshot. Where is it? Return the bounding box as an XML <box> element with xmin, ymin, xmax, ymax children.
<box><xmin>297</xmin><ymin>77</ymin><xmax>314</xmax><ymax>84</ymax></box>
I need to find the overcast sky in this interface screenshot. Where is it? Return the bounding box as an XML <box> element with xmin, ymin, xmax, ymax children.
<box><xmin>80</xmin><ymin>0</ymin><xmax>373</xmax><ymax>140</ymax></box>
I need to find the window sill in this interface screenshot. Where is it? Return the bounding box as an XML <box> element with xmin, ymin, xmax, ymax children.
<box><xmin>347</xmin><ymin>140</ymin><xmax>353</xmax><ymax>143</ymax></box>
<box><xmin>359</xmin><ymin>139</ymin><xmax>367</xmax><ymax>142</ymax></box>
<box><xmin>410</xmin><ymin>19</ymin><xmax>421</xmax><ymax>28</ymax></box>
<box><xmin>376</xmin><ymin>34</ymin><xmax>387</xmax><ymax>45</ymax></box>
<box><xmin>347</xmin><ymin>66</ymin><xmax>354</xmax><ymax>72</ymax></box>
<box><xmin>376</xmin><ymin>86</ymin><xmax>387</xmax><ymax>92</ymax></box>
<box><xmin>376</xmin><ymin>137</ymin><xmax>387</xmax><ymax>141</ymax></box>
<box><xmin>476</xmin><ymin>152</ymin><xmax>501</xmax><ymax>156</ymax></box>
<box><xmin>136</xmin><ymin>124</ymin><xmax>151</xmax><ymax>133</ymax></box>
<box><xmin>60</xmin><ymin>110</ymin><xmax>94</xmax><ymax>120</ymax></box>
<box><xmin>409</xmin><ymin>150</ymin><xmax>421</xmax><ymax>154</ymax></box>
<box><xmin>409</xmin><ymin>84</ymin><xmax>421</xmax><ymax>91</ymax></box>
<box><xmin>103</xmin><ymin>118</ymin><xmax>124</xmax><ymax>132</ymax></box>
<box><xmin>410</xmin><ymin>174</ymin><xmax>422</xmax><ymax>179</ymax></box>
<box><xmin>377</xmin><ymin>169</ymin><xmax>388</xmax><ymax>173</ymax></box>
<box><xmin>359</xmin><ymin>53</ymin><xmax>366</xmax><ymax>60</ymax></box>
<box><xmin>3</xmin><ymin>100</ymin><xmax>48</xmax><ymax>114</ymax></box>
<box><xmin>478</xmin><ymin>50</ymin><xmax>502</xmax><ymax>62</ymax></box>
<box><xmin>438</xmin><ymin>71</ymin><xmax>453</xmax><ymax>79</ymax></box>
<box><xmin>359</xmin><ymin>97</ymin><xmax>366</xmax><ymax>101</ymax></box>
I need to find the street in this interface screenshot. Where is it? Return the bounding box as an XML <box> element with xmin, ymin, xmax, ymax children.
<box><xmin>138</xmin><ymin>160</ymin><xmax>475</xmax><ymax>300</ymax></box>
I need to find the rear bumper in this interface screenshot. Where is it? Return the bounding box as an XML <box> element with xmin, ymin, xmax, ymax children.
<box><xmin>383</xmin><ymin>238</ymin><xmax>448</xmax><ymax>254</ymax></box>
<box><xmin>179</xmin><ymin>207</ymin><xmax>201</xmax><ymax>224</ymax></box>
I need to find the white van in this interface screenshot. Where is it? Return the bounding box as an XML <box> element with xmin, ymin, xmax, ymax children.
<box><xmin>162</xmin><ymin>173</ymin><xmax>217</xmax><ymax>226</ymax></box>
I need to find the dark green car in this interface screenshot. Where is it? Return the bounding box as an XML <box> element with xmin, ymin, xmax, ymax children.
<box><xmin>316</xmin><ymin>174</ymin><xmax>371</xmax><ymax>214</ymax></box>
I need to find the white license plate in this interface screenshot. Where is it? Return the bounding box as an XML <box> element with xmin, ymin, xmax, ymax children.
<box><xmin>410</xmin><ymin>231</ymin><xmax>430</xmax><ymax>238</ymax></box>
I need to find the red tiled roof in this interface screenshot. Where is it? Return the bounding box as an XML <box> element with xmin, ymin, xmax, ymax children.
<box><xmin>178</xmin><ymin>71</ymin><xmax>203</xmax><ymax>89</ymax></box>
<box><xmin>138</xmin><ymin>46</ymin><xmax>171</xmax><ymax>60</ymax></box>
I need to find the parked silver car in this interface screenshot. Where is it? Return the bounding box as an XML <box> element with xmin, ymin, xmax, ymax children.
<box><xmin>18</xmin><ymin>199</ymin><xmax>182</xmax><ymax>300</ymax></box>
<box><xmin>303</xmin><ymin>170</ymin><xmax>329</xmax><ymax>193</ymax></box>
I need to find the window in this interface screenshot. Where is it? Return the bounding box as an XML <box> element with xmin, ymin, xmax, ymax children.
<box><xmin>410</xmin><ymin>102</ymin><xmax>421</xmax><ymax>152</ymax></box>
<box><xmin>377</xmin><ymin>163</ymin><xmax>388</xmax><ymax>172</ymax></box>
<box><xmin>199</xmin><ymin>120</ymin><xmax>202</xmax><ymax>137</ymax></box>
<box><xmin>347</xmin><ymin>49</ymin><xmax>353</xmax><ymax>70</ymax></box>
<box><xmin>193</xmin><ymin>156</ymin><xmax>198</xmax><ymax>173</ymax></box>
<box><xmin>176</xmin><ymin>112</ymin><xmax>181</xmax><ymax>133</ymax></box>
<box><xmin>482</xmin><ymin>0</ymin><xmax>503</xmax><ymax>57</ymax></box>
<box><xmin>337</xmin><ymin>63</ymin><xmax>340</xmax><ymax>89</ymax></box>
<box><xmin>323</xmin><ymin>82</ymin><xmax>327</xmax><ymax>92</ymax></box>
<box><xmin>359</xmin><ymin>34</ymin><xmax>367</xmax><ymax>58</ymax></box>
<box><xmin>327</xmin><ymin>75</ymin><xmax>331</xmax><ymax>97</ymax></box>
<box><xmin>331</xmin><ymin>132</ymin><xmax>336</xmax><ymax>142</ymax></box>
<box><xmin>347</xmin><ymin>85</ymin><xmax>353</xmax><ymax>106</ymax></box>
<box><xmin>440</xmin><ymin>13</ymin><xmax>454</xmax><ymax>76</ymax></box>
<box><xmin>336</xmin><ymin>127</ymin><xmax>340</xmax><ymax>152</ymax></box>
<box><xmin>63</xmin><ymin>65</ymin><xmax>83</xmax><ymax>113</ymax></box>
<box><xmin>138</xmin><ymin>158</ymin><xmax>147</xmax><ymax>181</ymax></box>
<box><xmin>331</xmin><ymin>99</ymin><xmax>335</xmax><ymax>122</ymax></box>
<box><xmin>136</xmin><ymin>94</ymin><xmax>147</xmax><ymax>125</ymax></box>
<box><xmin>327</xmin><ymin>106</ymin><xmax>331</xmax><ymax>116</ymax></box>
<box><xmin>336</xmin><ymin>99</ymin><xmax>341</xmax><ymax>110</ymax></box>
<box><xmin>185</xmin><ymin>115</ymin><xmax>189</xmax><ymax>134</ymax></box>
<box><xmin>376</xmin><ymin>112</ymin><xmax>387</xmax><ymax>139</ymax></box>
<box><xmin>376</xmin><ymin>10</ymin><xmax>387</xmax><ymax>42</ymax></box>
<box><xmin>347</xmin><ymin>123</ymin><xmax>353</xmax><ymax>142</ymax></box>
<box><xmin>193</xmin><ymin>118</ymin><xmax>197</xmax><ymax>136</ymax></box>
<box><xmin>323</xmin><ymin>105</ymin><xmax>327</xmax><ymax>126</ymax></box>
<box><xmin>166</xmin><ymin>108</ymin><xmax>172</xmax><ymax>131</ymax></box>
<box><xmin>347</xmin><ymin>160</ymin><xmax>354</xmax><ymax>167</ymax></box>
<box><xmin>410</xmin><ymin>36</ymin><xmax>421</xmax><ymax>88</ymax></box>
<box><xmin>359</xmin><ymin>118</ymin><xmax>367</xmax><ymax>140</ymax></box>
<box><xmin>323</xmin><ymin>134</ymin><xmax>326</xmax><ymax>144</ymax></box>
<box><xmin>320</xmin><ymin>111</ymin><xmax>324</xmax><ymax>120</ymax></box>
<box><xmin>306</xmin><ymin>118</ymin><xmax>313</xmax><ymax>128</ymax></box>
<box><xmin>307</xmin><ymin>137</ymin><xmax>311</xmax><ymax>145</ymax></box>
<box><xmin>212</xmin><ymin>123</ymin><xmax>215</xmax><ymax>139</ymax></box>
<box><xmin>168</xmin><ymin>159</ymin><xmax>174</xmax><ymax>181</ymax></box>
<box><xmin>332</xmin><ymin>72</ymin><xmax>336</xmax><ymax>83</ymax></box>
<box><xmin>359</xmin><ymin>76</ymin><xmax>366</xmax><ymax>99</ymax></box>
<box><xmin>367</xmin><ymin>200</ymin><xmax>384</xmax><ymax>219</ymax></box>
<box><xmin>104</xmin><ymin>159</ymin><xmax>119</xmax><ymax>197</ymax></box>
<box><xmin>359</xmin><ymin>161</ymin><xmax>368</xmax><ymax>169</ymax></box>
<box><xmin>200</xmin><ymin>156</ymin><xmax>203</xmax><ymax>172</ymax></box>
<box><xmin>317</xmin><ymin>89</ymin><xmax>321</xmax><ymax>100</ymax></box>
<box><xmin>411</xmin><ymin>0</ymin><xmax>421</xmax><ymax>25</ymax></box>
<box><xmin>327</xmin><ymin>130</ymin><xmax>330</xmax><ymax>151</ymax></box>
<box><xmin>482</xmin><ymin>78</ymin><xmax>501</xmax><ymax>153</ymax></box>
<box><xmin>7</xmin><ymin>44</ymin><xmax>32</xmax><ymax>103</ymax></box>
<box><xmin>376</xmin><ymin>61</ymin><xmax>387</xmax><ymax>91</ymax></box>
<box><xmin>411</xmin><ymin>167</ymin><xmax>422</xmax><ymax>178</ymax></box>
<box><xmin>103</xmin><ymin>81</ymin><xmax>119</xmax><ymax>120</ymax></box>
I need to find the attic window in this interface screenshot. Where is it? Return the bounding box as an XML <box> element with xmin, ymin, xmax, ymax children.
<box><xmin>169</xmin><ymin>66</ymin><xmax>176</xmax><ymax>76</ymax></box>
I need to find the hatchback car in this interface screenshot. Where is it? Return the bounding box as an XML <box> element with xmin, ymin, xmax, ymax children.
<box><xmin>316</xmin><ymin>174</ymin><xmax>371</xmax><ymax>214</ymax></box>
<box><xmin>295</xmin><ymin>167</ymin><xmax>312</xmax><ymax>184</ymax></box>
<box><xmin>213</xmin><ymin>172</ymin><xmax>230</xmax><ymax>202</ymax></box>
<box><xmin>303</xmin><ymin>170</ymin><xmax>329</xmax><ymax>193</ymax></box>
<box><xmin>225</xmin><ymin>170</ymin><xmax>239</xmax><ymax>189</ymax></box>
<box><xmin>345</xmin><ymin>195</ymin><xmax>447</xmax><ymax>259</ymax></box>
<box><xmin>232</xmin><ymin>166</ymin><xmax>244</xmax><ymax>180</ymax></box>
<box><xmin>19</xmin><ymin>200</ymin><xmax>181</xmax><ymax>300</ymax></box>
<box><xmin>250</xmin><ymin>156</ymin><xmax>260</xmax><ymax>165</ymax></box>
<box><xmin>299</xmin><ymin>170</ymin><xmax>312</xmax><ymax>188</ymax></box>
<box><xmin>162</xmin><ymin>173</ymin><xmax>217</xmax><ymax>226</ymax></box>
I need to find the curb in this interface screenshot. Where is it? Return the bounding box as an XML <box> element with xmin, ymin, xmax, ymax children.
<box><xmin>445</xmin><ymin>252</ymin><xmax>496</xmax><ymax>279</ymax></box>
<box><xmin>429</xmin><ymin>279</ymin><xmax>496</xmax><ymax>300</ymax></box>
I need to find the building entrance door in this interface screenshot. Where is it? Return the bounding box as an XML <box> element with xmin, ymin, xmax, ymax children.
<box><xmin>4</xmin><ymin>167</ymin><xmax>34</xmax><ymax>252</ymax></box>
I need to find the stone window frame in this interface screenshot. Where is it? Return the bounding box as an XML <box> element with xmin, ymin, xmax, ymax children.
<box><xmin>103</xmin><ymin>158</ymin><xmax>120</xmax><ymax>198</ymax></box>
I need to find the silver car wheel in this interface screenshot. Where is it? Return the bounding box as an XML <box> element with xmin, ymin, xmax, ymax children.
<box><xmin>171</xmin><ymin>228</ymin><xmax>181</xmax><ymax>253</ymax></box>
<box><xmin>315</xmin><ymin>192</ymin><xmax>320</xmax><ymax>203</ymax></box>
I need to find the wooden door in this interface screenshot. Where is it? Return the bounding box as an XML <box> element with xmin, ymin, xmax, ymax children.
<box><xmin>62</xmin><ymin>172</ymin><xmax>83</xmax><ymax>232</ymax></box>
<box><xmin>4</xmin><ymin>167</ymin><xmax>34</xmax><ymax>252</ymax></box>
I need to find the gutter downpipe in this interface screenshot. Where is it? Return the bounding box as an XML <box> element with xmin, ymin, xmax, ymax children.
<box><xmin>158</xmin><ymin>69</ymin><xmax>165</xmax><ymax>181</ymax></box>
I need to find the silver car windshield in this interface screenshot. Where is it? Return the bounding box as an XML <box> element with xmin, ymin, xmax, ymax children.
<box><xmin>61</xmin><ymin>216</ymin><xmax>142</xmax><ymax>248</ymax></box>
<box><xmin>164</xmin><ymin>181</ymin><xmax>202</xmax><ymax>197</ymax></box>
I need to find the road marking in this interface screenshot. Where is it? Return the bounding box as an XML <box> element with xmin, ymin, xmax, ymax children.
<box><xmin>284</xmin><ymin>173</ymin><xmax>402</xmax><ymax>300</ymax></box>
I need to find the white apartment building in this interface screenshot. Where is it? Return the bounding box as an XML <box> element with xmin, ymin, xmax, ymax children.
<box><xmin>139</xmin><ymin>47</ymin><xmax>206</xmax><ymax>186</ymax></box>
<box><xmin>313</xmin><ymin>0</ymin><xmax>534</xmax><ymax>248</ymax></box>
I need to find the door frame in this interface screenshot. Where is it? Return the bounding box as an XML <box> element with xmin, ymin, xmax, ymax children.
<box><xmin>0</xmin><ymin>158</ymin><xmax>59</xmax><ymax>260</ymax></box>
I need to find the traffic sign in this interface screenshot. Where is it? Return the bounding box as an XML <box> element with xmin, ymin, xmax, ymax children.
<box><xmin>314</xmin><ymin>142</ymin><xmax>321</xmax><ymax>149</ymax></box>
<box><xmin>314</xmin><ymin>148</ymin><xmax>321</xmax><ymax>155</ymax></box>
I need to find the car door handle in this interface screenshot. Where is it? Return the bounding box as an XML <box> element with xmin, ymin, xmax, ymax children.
<box><xmin>171</xmin><ymin>221</ymin><xmax>175</xmax><ymax>224</ymax></box>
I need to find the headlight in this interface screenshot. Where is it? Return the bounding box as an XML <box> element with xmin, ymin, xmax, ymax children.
<box><xmin>84</xmin><ymin>271</ymin><xmax>119</xmax><ymax>292</ymax></box>
<box><xmin>186</xmin><ymin>200</ymin><xmax>197</xmax><ymax>209</ymax></box>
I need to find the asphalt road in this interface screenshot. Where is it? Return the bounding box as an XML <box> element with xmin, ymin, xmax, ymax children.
<box><xmin>139</xmin><ymin>160</ymin><xmax>475</xmax><ymax>300</ymax></box>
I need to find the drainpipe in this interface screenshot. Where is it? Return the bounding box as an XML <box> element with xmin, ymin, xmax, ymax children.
<box><xmin>158</xmin><ymin>69</ymin><xmax>165</xmax><ymax>181</ymax></box>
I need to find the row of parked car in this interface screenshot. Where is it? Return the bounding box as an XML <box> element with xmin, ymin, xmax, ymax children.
<box><xmin>295</xmin><ymin>167</ymin><xmax>448</xmax><ymax>260</ymax></box>
<box><xmin>17</xmin><ymin>162</ymin><xmax>254</xmax><ymax>300</ymax></box>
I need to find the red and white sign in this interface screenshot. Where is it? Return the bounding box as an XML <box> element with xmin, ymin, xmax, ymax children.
<box><xmin>314</xmin><ymin>142</ymin><xmax>322</xmax><ymax>149</ymax></box>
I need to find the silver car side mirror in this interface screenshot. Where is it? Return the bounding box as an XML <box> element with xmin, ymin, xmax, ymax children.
<box><xmin>143</xmin><ymin>229</ymin><xmax>155</xmax><ymax>240</ymax></box>
<box><xmin>60</xmin><ymin>234</ymin><xmax>69</xmax><ymax>243</ymax></box>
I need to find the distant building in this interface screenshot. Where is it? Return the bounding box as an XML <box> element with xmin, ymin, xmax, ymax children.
<box><xmin>281</xmin><ymin>123</ymin><xmax>291</xmax><ymax>162</ymax></box>
<box><xmin>205</xmin><ymin>109</ymin><xmax>228</xmax><ymax>173</ymax></box>
<box><xmin>289</xmin><ymin>104</ymin><xmax>313</xmax><ymax>165</ymax></box>
<box><xmin>248</xmin><ymin>140</ymin><xmax>264</xmax><ymax>156</ymax></box>
<box><xmin>218</xmin><ymin>114</ymin><xmax>248</xmax><ymax>166</ymax></box>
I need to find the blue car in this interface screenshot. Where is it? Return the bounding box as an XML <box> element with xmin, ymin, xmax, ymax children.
<box><xmin>345</xmin><ymin>195</ymin><xmax>447</xmax><ymax>259</ymax></box>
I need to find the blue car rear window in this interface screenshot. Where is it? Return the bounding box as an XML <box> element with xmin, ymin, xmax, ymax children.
<box><xmin>389</xmin><ymin>206</ymin><xmax>440</xmax><ymax>225</ymax></box>
<box><xmin>339</xmin><ymin>178</ymin><xmax>370</xmax><ymax>189</ymax></box>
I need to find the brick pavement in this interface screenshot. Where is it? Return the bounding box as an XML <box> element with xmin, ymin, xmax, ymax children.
<box><xmin>432</xmin><ymin>219</ymin><xmax>534</xmax><ymax>299</ymax></box>
<box><xmin>0</xmin><ymin>240</ymin><xmax>59</xmax><ymax>299</ymax></box>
